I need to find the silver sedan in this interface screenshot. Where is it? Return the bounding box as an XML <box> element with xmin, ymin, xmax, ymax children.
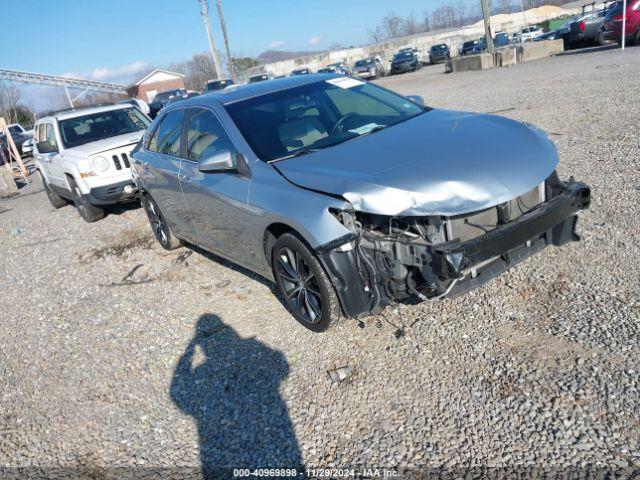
<box><xmin>131</xmin><ymin>74</ymin><xmax>590</xmax><ymax>332</ymax></box>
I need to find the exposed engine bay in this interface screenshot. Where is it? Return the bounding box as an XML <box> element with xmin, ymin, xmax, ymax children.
<box><xmin>318</xmin><ymin>172</ymin><xmax>591</xmax><ymax>318</ymax></box>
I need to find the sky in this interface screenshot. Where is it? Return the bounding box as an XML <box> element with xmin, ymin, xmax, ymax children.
<box><xmin>0</xmin><ymin>0</ymin><xmax>469</xmax><ymax>111</ymax></box>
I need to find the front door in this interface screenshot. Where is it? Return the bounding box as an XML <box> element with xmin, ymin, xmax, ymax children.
<box><xmin>135</xmin><ymin>108</ymin><xmax>195</xmax><ymax>242</ymax></box>
<box><xmin>178</xmin><ymin>107</ymin><xmax>254</xmax><ymax>268</ymax></box>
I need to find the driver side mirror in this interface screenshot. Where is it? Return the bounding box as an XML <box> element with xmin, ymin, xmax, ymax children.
<box><xmin>197</xmin><ymin>150</ymin><xmax>236</xmax><ymax>173</ymax></box>
<box><xmin>36</xmin><ymin>141</ymin><xmax>58</xmax><ymax>153</ymax></box>
<box><xmin>406</xmin><ymin>95</ymin><xmax>425</xmax><ymax>108</ymax></box>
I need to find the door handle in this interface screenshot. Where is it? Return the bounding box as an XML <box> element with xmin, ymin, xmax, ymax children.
<box><xmin>178</xmin><ymin>173</ymin><xmax>191</xmax><ymax>184</ymax></box>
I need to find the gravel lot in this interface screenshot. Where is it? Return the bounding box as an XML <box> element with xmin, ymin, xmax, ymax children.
<box><xmin>1</xmin><ymin>45</ymin><xmax>639</xmax><ymax>478</ymax></box>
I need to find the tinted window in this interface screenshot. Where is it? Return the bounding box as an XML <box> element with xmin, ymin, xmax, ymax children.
<box><xmin>147</xmin><ymin>109</ymin><xmax>186</xmax><ymax>156</ymax></box>
<box><xmin>186</xmin><ymin>108</ymin><xmax>236</xmax><ymax>162</ymax></box>
<box><xmin>354</xmin><ymin>59</ymin><xmax>374</xmax><ymax>67</ymax></box>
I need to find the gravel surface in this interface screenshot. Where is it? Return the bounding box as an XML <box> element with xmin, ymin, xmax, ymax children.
<box><xmin>1</xmin><ymin>45</ymin><xmax>639</xmax><ymax>478</ymax></box>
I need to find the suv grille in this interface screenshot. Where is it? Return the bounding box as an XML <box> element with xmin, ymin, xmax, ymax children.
<box><xmin>446</xmin><ymin>184</ymin><xmax>544</xmax><ymax>242</ymax></box>
<box><xmin>111</xmin><ymin>153</ymin><xmax>131</xmax><ymax>170</ymax></box>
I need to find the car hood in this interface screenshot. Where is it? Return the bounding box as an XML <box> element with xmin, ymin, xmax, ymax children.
<box><xmin>64</xmin><ymin>131</ymin><xmax>144</xmax><ymax>157</ymax></box>
<box><xmin>273</xmin><ymin>109</ymin><xmax>558</xmax><ymax>216</ymax></box>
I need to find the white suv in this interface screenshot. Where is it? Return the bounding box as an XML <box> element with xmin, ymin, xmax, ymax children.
<box><xmin>33</xmin><ymin>104</ymin><xmax>150</xmax><ymax>222</ymax></box>
<box><xmin>513</xmin><ymin>25</ymin><xmax>543</xmax><ymax>43</ymax></box>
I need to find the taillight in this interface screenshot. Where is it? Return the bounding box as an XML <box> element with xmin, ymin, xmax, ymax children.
<box><xmin>579</xmin><ymin>20</ymin><xmax>586</xmax><ymax>31</ymax></box>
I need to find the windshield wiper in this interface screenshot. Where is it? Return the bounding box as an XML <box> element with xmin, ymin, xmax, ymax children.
<box><xmin>271</xmin><ymin>147</ymin><xmax>321</xmax><ymax>162</ymax></box>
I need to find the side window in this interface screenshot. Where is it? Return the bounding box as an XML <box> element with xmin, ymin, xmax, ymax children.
<box><xmin>147</xmin><ymin>109</ymin><xmax>185</xmax><ymax>156</ymax></box>
<box><xmin>46</xmin><ymin>124</ymin><xmax>58</xmax><ymax>149</ymax></box>
<box><xmin>186</xmin><ymin>108</ymin><xmax>236</xmax><ymax>162</ymax></box>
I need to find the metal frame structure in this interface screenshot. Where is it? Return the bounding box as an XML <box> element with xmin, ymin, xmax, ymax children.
<box><xmin>0</xmin><ymin>68</ymin><xmax>127</xmax><ymax>108</ymax></box>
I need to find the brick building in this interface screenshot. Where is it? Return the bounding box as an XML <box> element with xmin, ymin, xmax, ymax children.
<box><xmin>126</xmin><ymin>69</ymin><xmax>186</xmax><ymax>103</ymax></box>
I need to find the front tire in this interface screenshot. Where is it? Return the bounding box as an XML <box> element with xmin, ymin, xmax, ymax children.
<box><xmin>67</xmin><ymin>176</ymin><xmax>105</xmax><ymax>223</ymax></box>
<box><xmin>272</xmin><ymin>233</ymin><xmax>341</xmax><ymax>332</ymax></box>
<box><xmin>142</xmin><ymin>194</ymin><xmax>181</xmax><ymax>250</ymax></box>
<box><xmin>40</xmin><ymin>171</ymin><xmax>67</xmax><ymax>209</ymax></box>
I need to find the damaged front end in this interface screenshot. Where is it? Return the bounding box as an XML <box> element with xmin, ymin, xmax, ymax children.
<box><xmin>316</xmin><ymin>173</ymin><xmax>591</xmax><ymax>318</ymax></box>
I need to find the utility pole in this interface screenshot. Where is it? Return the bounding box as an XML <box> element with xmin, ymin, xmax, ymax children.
<box><xmin>199</xmin><ymin>0</ymin><xmax>222</xmax><ymax>80</ymax></box>
<box><xmin>480</xmin><ymin>0</ymin><xmax>495</xmax><ymax>54</ymax></box>
<box><xmin>215</xmin><ymin>0</ymin><xmax>237</xmax><ymax>82</ymax></box>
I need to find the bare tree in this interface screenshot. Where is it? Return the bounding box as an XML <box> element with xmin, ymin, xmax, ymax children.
<box><xmin>404</xmin><ymin>11</ymin><xmax>421</xmax><ymax>35</ymax></box>
<box><xmin>422</xmin><ymin>10</ymin><xmax>431</xmax><ymax>32</ymax></box>
<box><xmin>0</xmin><ymin>81</ymin><xmax>21</xmax><ymax>124</ymax></box>
<box><xmin>498</xmin><ymin>0</ymin><xmax>511</xmax><ymax>14</ymax></box>
<box><xmin>455</xmin><ymin>1</ymin><xmax>467</xmax><ymax>26</ymax></box>
<box><xmin>368</xmin><ymin>25</ymin><xmax>385</xmax><ymax>43</ymax></box>
<box><xmin>381</xmin><ymin>12</ymin><xmax>403</xmax><ymax>38</ymax></box>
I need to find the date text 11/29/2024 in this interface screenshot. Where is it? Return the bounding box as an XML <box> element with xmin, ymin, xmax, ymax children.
<box><xmin>233</xmin><ymin>468</ymin><xmax>399</xmax><ymax>477</ymax></box>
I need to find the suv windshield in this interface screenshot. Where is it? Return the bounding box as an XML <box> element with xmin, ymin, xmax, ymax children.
<box><xmin>225</xmin><ymin>78</ymin><xmax>426</xmax><ymax>162</ymax></box>
<box><xmin>205</xmin><ymin>80</ymin><xmax>233</xmax><ymax>92</ymax></box>
<box><xmin>431</xmin><ymin>44</ymin><xmax>447</xmax><ymax>52</ymax></box>
<box><xmin>59</xmin><ymin>107</ymin><xmax>150</xmax><ymax>149</ymax></box>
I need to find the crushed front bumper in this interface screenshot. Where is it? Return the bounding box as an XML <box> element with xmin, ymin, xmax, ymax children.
<box><xmin>317</xmin><ymin>180</ymin><xmax>591</xmax><ymax>318</ymax></box>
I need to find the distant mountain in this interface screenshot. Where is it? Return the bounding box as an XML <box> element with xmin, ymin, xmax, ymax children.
<box><xmin>257</xmin><ymin>50</ymin><xmax>320</xmax><ymax>63</ymax></box>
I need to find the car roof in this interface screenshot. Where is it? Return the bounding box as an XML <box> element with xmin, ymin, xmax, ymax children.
<box><xmin>37</xmin><ymin>103</ymin><xmax>132</xmax><ymax>123</ymax></box>
<box><xmin>177</xmin><ymin>73</ymin><xmax>341</xmax><ymax>106</ymax></box>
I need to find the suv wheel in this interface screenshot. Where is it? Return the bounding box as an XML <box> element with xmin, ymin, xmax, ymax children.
<box><xmin>40</xmin><ymin>171</ymin><xmax>67</xmax><ymax>209</ymax></box>
<box><xmin>272</xmin><ymin>233</ymin><xmax>341</xmax><ymax>332</ymax></box>
<box><xmin>142</xmin><ymin>194</ymin><xmax>181</xmax><ymax>250</ymax></box>
<box><xmin>67</xmin><ymin>176</ymin><xmax>105</xmax><ymax>222</ymax></box>
<box><xmin>634</xmin><ymin>27</ymin><xmax>640</xmax><ymax>45</ymax></box>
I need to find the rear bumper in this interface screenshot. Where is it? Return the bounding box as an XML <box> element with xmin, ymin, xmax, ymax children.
<box><xmin>318</xmin><ymin>180</ymin><xmax>591</xmax><ymax>318</ymax></box>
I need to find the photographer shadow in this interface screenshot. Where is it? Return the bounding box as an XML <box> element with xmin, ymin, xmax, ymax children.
<box><xmin>170</xmin><ymin>314</ymin><xmax>302</xmax><ymax>478</ymax></box>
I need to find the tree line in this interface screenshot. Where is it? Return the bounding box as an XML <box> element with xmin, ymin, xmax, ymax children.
<box><xmin>367</xmin><ymin>0</ymin><xmax>554</xmax><ymax>43</ymax></box>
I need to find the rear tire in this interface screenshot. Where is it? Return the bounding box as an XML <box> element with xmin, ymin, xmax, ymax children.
<box><xmin>40</xmin><ymin>171</ymin><xmax>67</xmax><ymax>209</ymax></box>
<box><xmin>142</xmin><ymin>194</ymin><xmax>181</xmax><ymax>250</ymax></box>
<box><xmin>634</xmin><ymin>28</ymin><xmax>640</xmax><ymax>45</ymax></box>
<box><xmin>272</xmin><ymin>233</ymin><xmax>341</xmax><ymax>332</ymax></box>
<box><xmin>67</xmin><ymin>176</ymin><xmax>105</xmax><ymax>223</ymax></box>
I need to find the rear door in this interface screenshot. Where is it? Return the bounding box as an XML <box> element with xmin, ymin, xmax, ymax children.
<box><xmin>178</xmin><ymin>107</ymin><xmax>254</xmax><ymax>267</ymax></box>
<box><xmin>135</xmin><ymin>108</ymin><xmax>196</xmax><ymax>242</ymax></box>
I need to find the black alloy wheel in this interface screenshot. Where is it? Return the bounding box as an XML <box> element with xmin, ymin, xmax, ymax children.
<box><xmin>272</xmin><ymin>233</ymin><xmax>341</xmax><ymax>332</ymax></box>
<box><xmin>142</xmin><ymin>194</ymin><xmax>181</xmax><ymax>250</ymax></box>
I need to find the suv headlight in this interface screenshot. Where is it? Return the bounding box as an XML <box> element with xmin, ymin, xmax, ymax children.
<box><xmin>91</xmin><ymin>156</ymin><xmax>110</xmax><ymax>173</ymax></box>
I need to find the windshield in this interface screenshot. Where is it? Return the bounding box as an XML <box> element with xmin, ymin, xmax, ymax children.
<box><xmin>8</xmin><ymin>126</ymin><xmax>23</xmax><ymax>136</ymax></box>
<box><xmin>205</xmin><ymin>80</ymin><xmax>233</xmax><ymax>91</ymax></box>
<box><xmin>431</xmin><ymin>44</ymin><xmax>447</xmax><ymax>52</ymax></box>
<box><xmin>354</xmin><ymin>59</ymin><xmax>373</xmax><ymax>67</ymax></box>
<box><xmin>393</xmin><ymin>52</ymin><xmax>413</xmax><ymax>60</ymax></box>
<box><xmin>249</xmin><ymin>75</ymin><xmax>268</xmax><ymax>83</ymax></box>
<box><xmin>225</xmin><ymin>78</ymin><xmax>426</xmax><ymax>162</ymax></box>
<box><xmin>59</xmin><ymin>107</ymin><xmax>150</xmax><ymax>149</ymax></box>
<box><xmin>463</xmin><ymin>41</ymin><xmax>476</xmax><ymax>48</ymax></box>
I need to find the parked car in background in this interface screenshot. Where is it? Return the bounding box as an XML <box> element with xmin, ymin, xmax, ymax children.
<box><xmin>117</xmin><ymin>97</ymin><xmax>150</xmax><ymax>116</ymax></box>
<box><xmin>204</xmin><ymin>79</ymin><xmax>235</xmax><ymax>92</ymax></box>
<box><xmin>328</xmin><ymin>62</ymin><xmax>351</xmax><ymax>75</ymax></box>
<box><xmin>460</xmin><ymin>39</ymin><xmax>480</xmax><ymax>55</ymax></box>
<box><xmin>149</xmin><ymin>88</ymin><xmax>187</xmax><ymax>119</ymax></box>
<box><xmin>568</xmin><ymin>4</ymin><xmax>620</xmax><ymax>47</ymax></box>
<box><xmin>317</xmin><ymin>65</ymin><xmax>347</xmax><ymax>74</ymax></box>
<box><xmin>352</xmin><ymin>57</ymin><xmax>385</xmax><ymax>79</ymax></box>
<box><xmin>428</xmin><ymin>44</ymin><xmax>450</xmax><ymax>63</ymax></box>
<box><xmin>472</xmin><ymin>32</ymin><xmax>512</xmax><ymax>53</ymax></box>
<box><xmin>291</xmin><ymin>67</ymin><xmax>312</xmax><ymax>75</ymax></box>
<box><xmin>0</xmin><ymin>126</ymin><xmax>31</xmax><ymax>157</ymax></box>
<box><xmin>390</xmin><ymin>50</ymin><xmax>422</xmax><ymax>74</ymax></box>
<box><xmin>513</xmin><ymin>25</ymin><xmax>544</xmax><ymax>42</ymax></box>
<box><xmin>33</xmin><ymin>104</ymin><xmax>150</xmax><ymax>222</ymax></box>
<box><xmin>131</xmin><ymin>74</ymin><xmax>590</xmax><ymax>332</ymax></box>
<box><xmin>166</xmin><ymin>91</ymin><xmax>201</xmax><ymax>106</ymax></box>
<box><xmin>248</xmin><ymin>72</ymin><xmax>274</xmax><ymax>84</ymax></box>
<box><xmin>602</xmin><ymin>0</ymin><xmax>640</xmax><ymax>44</ymax></box>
